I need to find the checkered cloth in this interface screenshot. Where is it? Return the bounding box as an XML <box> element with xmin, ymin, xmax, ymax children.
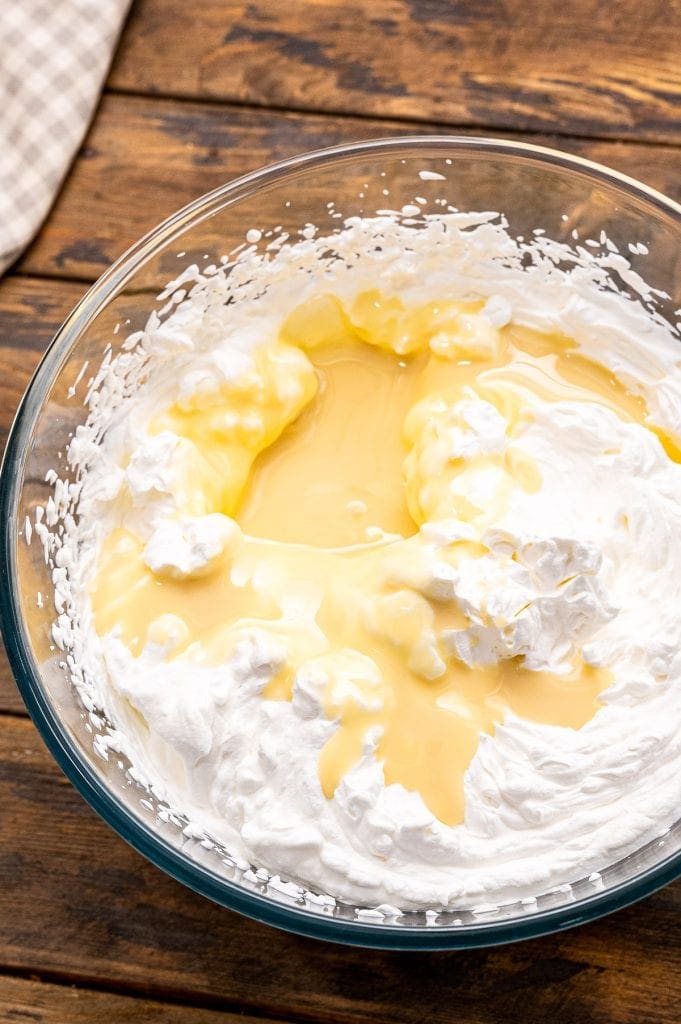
<box><xmin>0</xmin><ymin>0</ymin><xmax>130</xmax><ymax>275</ymax></box>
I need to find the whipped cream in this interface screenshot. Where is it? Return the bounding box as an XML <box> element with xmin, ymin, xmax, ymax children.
<box><xmin>41</xmin><ymin>208</ymin><xmax>681</xmax><ymax>913</ymax></box>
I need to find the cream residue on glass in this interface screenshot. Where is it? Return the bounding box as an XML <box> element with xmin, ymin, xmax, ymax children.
<box><xmin>42</xmin><ymin>208</ymin><xmax>681</xmax><ymax>912</ymax></box>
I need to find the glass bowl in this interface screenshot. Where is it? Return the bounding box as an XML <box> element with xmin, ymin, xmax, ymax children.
<box><xmin>2</xmin><ymin>137</ymin><xmax>681</xmax><ymax>950</ymax></box>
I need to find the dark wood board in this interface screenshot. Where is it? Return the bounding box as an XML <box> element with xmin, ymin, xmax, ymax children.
<box><xmin>109</xmin><ymin>0</ymin><xmax>681</xmax><ymax>143</ymax></box>
<box><xmin>0</xmin><ymin>975</ymin><xmax>292</xmax><ymax>1024</ymax></box>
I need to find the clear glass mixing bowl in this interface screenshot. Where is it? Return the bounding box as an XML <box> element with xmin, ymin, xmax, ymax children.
<box><xmin>2</xmin><ymin>137</ymin><xmax>681</xmax><ymax>949</ymax></box>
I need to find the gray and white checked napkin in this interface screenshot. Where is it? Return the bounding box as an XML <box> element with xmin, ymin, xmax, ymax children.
<box><xmin>0</xmin><ymin>0</ymin><xmax>130</xmax><ymax>275</ymax></box>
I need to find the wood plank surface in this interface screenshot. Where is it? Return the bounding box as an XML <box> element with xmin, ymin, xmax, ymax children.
<box><xmin>19</xmin><ymin>95</ymin><xmax>681</xmax><ymax>283</ymax></box>
<box><xmin>0</xmin><ymin>276</ymin><xmax>85</xmax><ymax>446</ymax></box>
<box><xmin>0</xmin><ymin>975</ymin><xmax>293</xmax><ymax>1024</ymax></box>
<box><xmin>0</xmin><ymin>643</ymin><xmax>24</xmax><ymax>718</ymax></box>
<box><xmin>109</xmin><ymin>0</ymin><xmax>681</xmax><ymax>143</ymax></box>
<box><xmin>0</xmin><ymin>714</ymin><xmax>679</xmax><ymax>1024</ymax></box>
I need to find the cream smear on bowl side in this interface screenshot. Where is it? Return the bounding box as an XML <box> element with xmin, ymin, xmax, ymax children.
<box><xmin>35</xmin><ymin>206</ymin><xmax>681</xmax><ymax>914</ymax></box>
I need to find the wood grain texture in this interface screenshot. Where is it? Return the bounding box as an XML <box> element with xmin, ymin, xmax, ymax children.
<box><xmin>0</xmin><ymin>975</ymin><xmax>292</xmax><ymax>1024</ymax></box>
<box><xmin>109</xmin><ymin>0</ymin><xmax>681</xmax><ymax>142</ymax></box>
<box><xmin>19</xmin><ymin>95</ymin><xmax>681</xmax><ymax>282</ymax></box>
<box><xmin>0</xmin><ymin>643</ymin><xmax>24</xmax><ymax>718</ymax></box>
<box><xmin>0</xmin><ymin>714</ymin><xmax>679</xmax><ymax>1024</ymax></box>
<box><xmin>0</xmin><ymin>276</ymin><xmax>85</xmax><ymax>446</ymax></box>
<box><xmin>0</xmin><ymin>275</ymin><xmax>84</xmax><ymax>370</ymax></box>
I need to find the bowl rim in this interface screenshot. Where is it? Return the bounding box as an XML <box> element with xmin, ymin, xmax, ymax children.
<box><xmin>2</xmin><ymin>134</ymin><xmax>681</xmax><ymax>950</ymax></box>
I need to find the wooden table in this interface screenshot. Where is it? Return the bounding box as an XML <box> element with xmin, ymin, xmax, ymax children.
<box><xmin>1</xmin><ymin>2</ymin><xmax>680</xmax><ymax>1020</ymax></box>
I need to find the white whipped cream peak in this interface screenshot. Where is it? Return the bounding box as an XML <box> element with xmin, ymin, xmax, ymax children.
<box><xmin>446</xmin><ymin>532</ymin><xmax>617</xmax><ymax>674</ymax></box>
<box><xmin>143</xmin><ymin>514</ymin><xmax>239</xmax><ymax>580</ymax></box>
